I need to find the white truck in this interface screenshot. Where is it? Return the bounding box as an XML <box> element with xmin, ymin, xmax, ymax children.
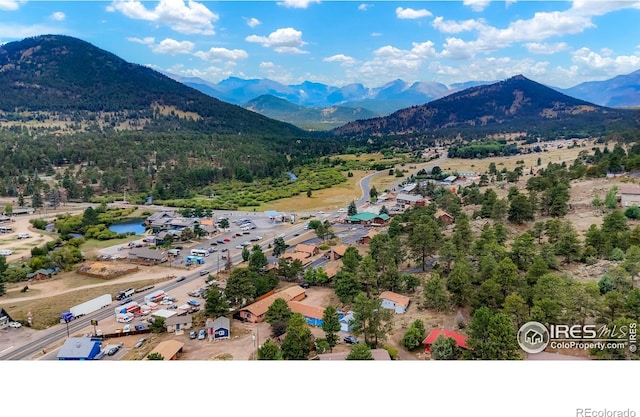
<box><xmin>69</xmin><ymin>294</ymin><xmax>112</xmax><ymax>318</ymax></box>
<box><xmin>116</xmin><ymin>313</ymin><xmax>134</xmax><ymax>323</ymax></box>
<box><xmin>144</xmin><ymin>290</ymin><xmax>166</xmax><ymax>304</ymax></box>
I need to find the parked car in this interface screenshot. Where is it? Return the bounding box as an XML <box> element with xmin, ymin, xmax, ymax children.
<box><xmin>190</xmin><ymin>330</ymin><xmax>197</xmax><ymax>339</ymax></box>
<box><xmin>123</xmin><ymin>324</ymin><xmax>131</xmax><ymax>332</ymax></box>
<box><xmin>250</xmin><ymin>237</ymin><xmax>260</xmax><ymax>242</ymax></box>
<box><xmin>199</xmin><ymin>270</ymin><xmax>210</xmax><ymax>276</ymax></box>
<box><xmin>188</xmin><ymin>299</ymin><xmax>201</xmax><ymax>307</ymax></box>
<box><xmin>176</xmin><ymin>276</ymin><xmax>186</xmax><ymax>282</ymax></box>
<box><xmin>217</xmin><ymin>240</ymin><xmax>225</xmax><ymax>244</ymax></box>
<box><xmin>9</xmin><ymin>321</ymin><xmax>21</xmax><ymax>328</ymax></box>
<box><xmin>344</xmin><ymin>335</ymin><xmax>358</xmax><ymax>344</ymax></box>
<box><xmin>210</xmin><ymin>241</ymin><xmax>218</xmax><ymax>246</ymax></box>
<box><xmin>135</xmin><ymin>324</ymin><xmax>146</xmax><ymax>331</ymax></box>
<box><xmin>235</xmin><ymin>244</ymin><xmax>243</xmax><ymax>249</ymax></box>
<box><xmin>167</xmin><ymin>304</ymin><xmax>178</xmax><ymax>310</ymax></box>
<box><xmin>223</xmin><ymin>238</ymin><xmax>231</xmax><ymax>242</ymax></box>
<box><xmin>108</xmin><ymin>342</ymin><xmax>124</xmax><ymax>356</ymax></box>
<box><xmin>134</xmin><ymin>337</ymin><xmax>146</xmax><ymax>348</ymax></box>
<box><xmin>242</xmin><ymin>231</ymin><xmax>250</xmax><ymax>235</ymax></box>
<box><xmin>221</xmin><ymin>248</ymin><xmax>228</xmax><ymax>252</ymax></box>
<box><xmin>299</xmin><ymin>282</ymin><xmax>310</xmax><ymax>289</ymax></box>
<box><xmin>198</xmin><ymin>329</ymin><xmax>206</xmax><ymax>340</ymax></box>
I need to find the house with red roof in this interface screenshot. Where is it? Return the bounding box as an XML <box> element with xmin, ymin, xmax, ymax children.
<box><xmin>422</xmin><ymin>329</ymin><xmax>470</xmax><ymax>352</ymax></box>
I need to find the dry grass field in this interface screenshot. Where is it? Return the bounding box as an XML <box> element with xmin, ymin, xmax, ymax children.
<box><xmin>2</xmin><ymin>275</ymin><xmax>172</xmax><ymax>329</ymax></box>
<box><xmin>261</xmin><ymin>170</ymin><xmax>369</xmax><ymax>212</ymax></box>
<box><xmin>443</xmin><ymin>141</ymin><xmax>601</xmax><ymax>174</ymax></box>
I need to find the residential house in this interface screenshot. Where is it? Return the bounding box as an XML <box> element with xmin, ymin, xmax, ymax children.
<box><xmin>207</xmin><ymin>316</ymin><xmax>230</xmax><ymax>341</ymax></box>
<box><xmin>295</xmin><ymin>243</ymin><xmax>319</xmax><ymax>257</ymax></box>
<box><xmin>57</xmin><ymin>337</ymin><xmax>103</xmax><ymax>360</ymax></box>
<box><xmin>422</xmin><ymin>329</ymin><xmax>470</xmax><ymax>352</ymax></box>
<box><xmin>619</xmin><ymin>185</ymin><xmax>640</xmax><ymax>207</ymax></box>
<box><xmin>26</xmin><ymin>268</ymin><xmax>57</xmax><ymax>280</ymax></box>
<box><xmin>146</xmin><ymin>340</ymin><xmax>185</xmax><ymax>360</ymax></box>
<box><xmin>313</xmin><ymin>349</ymin><xmax>391</xmax><ymax>360</ymax></box>
<box><xmin>287</xmin><ymin>301</ymin><xmax>325</xmax><ymax>327</ymax></box>
<box><xmin>165</xmin><ymin>314</ymin><xmax>193</xmax><ymax>333</ymax></box>
<box><xmin>281</xmin><ymin>252</ymin><xmax>314</xmax><ymax>266</ymax></box>
<box><xmin>442</xmin><ymin>175</ymin><xmax>458</xmax><ymax>185</ymax></box>
<box><xmin>357</xmin><ymin>229</ymin><xmax>378</xmax><ymax>245</ymax></box>
<box><xmin>326</xmin><ymin>244</ymin><xmax>349</xmax><ymax>260</ymax></box>
<box><xmin>238</xmin><ymin>285</ymin><xmax>306</xmax><ymax>323</ymax></box>
<box><xmin>434</xmin><ymin>209</ymin><xmax>454</xmax><ymax>225</ymax></box>
<box><xmin>339</xmin><ymin>311</ymin><xmax>354</xmax><ymax>333</ymax></box>
<box><xmin>379</xmin><ymin>291</ymin><xmax>411</xmax><ymax>314</ymax></box>
<box><xmin>322</xmin><ymin>263</ymin><xmax>340</xmax><ymax>281</ymax></box>
<box><xmin>396</xmin><ymin>193</ymin><xmax>426</xmax><ymax>209</ymax></box>
<box><xmin>128</xmin><ymin>248</ymin><xmax>168</xmax><ymax>264</ymax></box>
<box><xmin>145</xmin><ymin>210</ymin><xmax>176</xmax><ymax>227</ymax></box>
<box><xmin>400</xmin><ymin>183</ymin><xmax>417</xmax><ymax>193</ymax></box>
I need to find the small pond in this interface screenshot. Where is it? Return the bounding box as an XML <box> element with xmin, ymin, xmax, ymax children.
<box><xmin>108</xmin><ymin>218</ymin><xmax>146</xmax><ymax>235</ymax></box>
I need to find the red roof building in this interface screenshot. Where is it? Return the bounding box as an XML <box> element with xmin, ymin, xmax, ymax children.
<box><xmin>422</xmin><ymin>329</ymin><xmax>470</xmax><ymax>352</ymax></box>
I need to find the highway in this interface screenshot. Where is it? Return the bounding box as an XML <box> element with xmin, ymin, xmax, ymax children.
<box><xmin>0</xmin><ymin>211</ymin><xmax>328</xmax><ymax>360</ymax></box>
<box><xmin>0</xmin><ymin>154</ymin><xmax>443</xmax><ymax>360</ymax></box>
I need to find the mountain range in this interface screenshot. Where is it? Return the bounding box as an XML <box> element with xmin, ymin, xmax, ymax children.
<box><xmin>1</xmin><ymin>34</ymin><xmax>638</xmax><ymax>142</ymax></box>
<box><xmin>0</xmin><ymin>34</ymin><xmax>303</xmax><ymax>137</ymax></box>
<box><xmin>332</xmin><ymin>75</ymin><xmax>639</xmax><ymax>138</ymax></box>
<box><xmin>166</xmin><ymin>70</ymin><xmax>640</xmax><ymax>130</ymax></box>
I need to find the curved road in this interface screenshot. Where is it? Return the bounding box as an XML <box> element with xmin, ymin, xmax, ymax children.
<box><xmin>357</xmin><ymin>152</ymin><xmax>447</xmax><ymax>206</ymax></box>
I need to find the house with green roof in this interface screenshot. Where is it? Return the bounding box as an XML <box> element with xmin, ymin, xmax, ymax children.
<box><xmin>346</xmin><ymin>212</ymin><xmax>390</xmax><ymax>226</ymax></box>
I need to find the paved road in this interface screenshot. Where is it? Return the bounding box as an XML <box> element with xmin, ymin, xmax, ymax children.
<box><xmin>357</xmin><ymin>153</ymin><xmax>447</xmax><ymax>206</ymax></box>
<box><xmin>1</xmin><ymin>154</ymin><xmax>446</xmax><ymax>360</ymax></box>
<box><xmin>0</xmin><ymin>216</ymin><xmax>326</xmax><ymax>360</ymax></box>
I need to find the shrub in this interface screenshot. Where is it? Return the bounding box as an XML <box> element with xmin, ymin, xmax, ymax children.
<box><xmin>609</xmin><ymin>248</ymin><xmax>625</xmax><ymax>261</ymax></box>
<box><xmin>382</xmin><ymin>345</ymin><xmax>398</xmax><ymax>360</ymax></box>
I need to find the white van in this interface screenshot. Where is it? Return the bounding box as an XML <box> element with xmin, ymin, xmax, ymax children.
<box><xmin>0</xmin><ymin>249</ymin><xmax>13</xmax><ymax>256</ymax></box>
<box><xmin>17</xmin><ymin>233</ymin><xmax>30</xmax><ymax>239</ymax></box>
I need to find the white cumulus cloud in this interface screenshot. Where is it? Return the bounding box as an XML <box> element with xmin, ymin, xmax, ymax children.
<box><xmin>50</xmin><ymin>12</ymin><xmax>66</xmax><ymax>21</ymax></box>
<box><xmin>0</xmin><ymin>0</ymin><xmax>25</xmax><ymax>11</ymax></box>
<box><xmin>152</xmin><ymin>38</ymin><xmax>195</xmax><ymax>54</ymax></box>
<box><xmin>432</xmin><ymin>16</ymin><xmax>488</xmax><ymax>34</ymax></box>
<box><xmin>358</xmin><ymin>3</ymin><xmax>372</xmax><ymax>11</ymax></box>
<box><xmin>127</xmin><ymin>36</ymin><xmax>155</xmax><ymax>45</ymax></box>
<box><xmin>524</xmin><ymin>42</ymin><xmax>569</xmax><ymax>55</ymax></box>
<box><xmin>277</xmin><ymin>0</ymin><xmax>320</xmax><ymax>9</ymax></box>
<box><xmin>246</xmin><ymin>27</ymin><xmax>308</xmax><ymax>54</ymax></box>
<box><xmin>107</xmin><ymin>0</ymin><xmax>219</xmax><ymax>35</ymax></box>
<box><xmin>194</xmin><ymin>47</ymin><xmax>248</xmax><ymax>62</ymax></box>
<box><xmin>246</xmin><ymin>17</ymin><xmax>261</xmax><ymax>28</ymax></box>
<box><xmin>396</xmin><ymin>7</ymin><xmax>432</xmax><ymax>19</ymax></box>
<box><xmin>572</xmin><ymin>47</ymin><xmax>640</xmax><ymax>74</ymax></box>
<box><xmin>323</xmin><ymin>54</ymin><xmax>357</xmax><ymax>66</ymax></box>
<box><xmin>463</xmin><ymin>0</ymin><xmax>491</xmax><ymax>12</ymax></box>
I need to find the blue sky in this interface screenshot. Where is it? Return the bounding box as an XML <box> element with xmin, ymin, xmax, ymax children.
<box><xmin>1</xmin><ymin>1</ymin><xmax>639</xmax><ymax>88</ymax></box>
